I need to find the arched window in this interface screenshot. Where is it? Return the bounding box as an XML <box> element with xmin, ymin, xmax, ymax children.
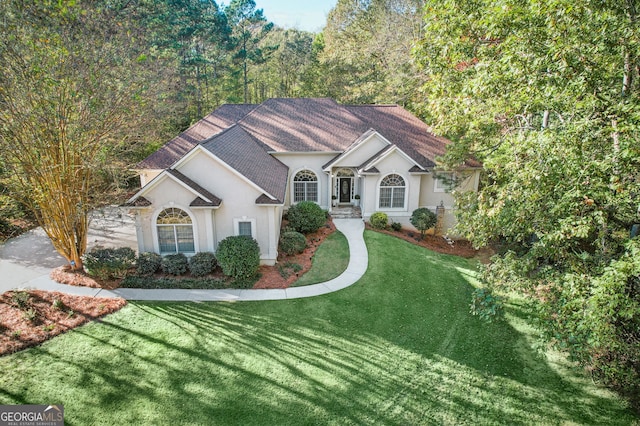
<box><xmin>156</xmin><ymin>208</ymin><xmax>195</xmax><ymax>254</ymax></box>
<box><xmin>293</xmin><ymin>169</ymin><xmax>318</xmax><ymax>203</ymax></box>
<box><xmin>379</xmin><ymin>174</ymin><xmax>406</xmax><ymax>208</ymax></box>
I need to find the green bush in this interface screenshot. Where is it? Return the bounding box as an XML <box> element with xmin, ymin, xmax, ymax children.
<box><xmin>83</xmin><ymin>247</ymin><xmax>136</xmax><ymax>280</ymax></box>
<box><xmin>161</xmin><ymin>253</ymin><xmax>189</xmax><ymax>276</ymax></box>
<box><xmin>391</xmin><ymin>221</ymin><xmax>402</xmax><ymax>232</ymax></box>
<box><xmin>189</xmin><ymin>252</ymin><xmax>217</xmax><ymax>277</ymax></box>
<box><xmin>369</xmin><ymin>212</ymin><xmax>388</xmax><ymax>229</ymax></box>
<box><xmin>216</xmin><ymin>236</ymin><xmax>260</xmax><ymax>279</ymax></box>
<box><xmin>136</xmin><ymin>252</ymin><xmax>162</xmax><ymax>276</ymax></box>
<box><xmin>470</xmin><ymin>287</ymin><xmax>504</xmax><ymax>323</ymax></box>
<box><xmin>287</xmin><ymin>201</ymin><xmax>326</xmax><ymax>234</ymax></box>
<box><xmin>410</xmin><ymin>207</ymin><xmax>437</xmax><ymax>239</ymax></box>
<box><xmin>279</xmin><ymin>231</ymin><xmax>307</xmax><ymax>255</ymax></box>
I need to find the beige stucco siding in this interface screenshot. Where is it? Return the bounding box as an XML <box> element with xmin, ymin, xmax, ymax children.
<box><xmin>176</xmin><ymin>150</ymin><xmax>281</xmax><ymax>264</ymax></box>
<box><xmin>134</xmin><ymin>149</ymin><xmax>285</xmax><ymax>264</ymax></box>
<box><xmin>329</xmin><ymin>134</ymin><xmax>389</xmax><ymax>170</ymax></box>
<box><xmin>272</xmin><ymin>153</ymin><xmax>336</xmax><ymax>209</ymax></box>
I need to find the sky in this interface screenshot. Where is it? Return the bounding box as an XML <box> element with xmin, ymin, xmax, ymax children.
<box><xmin>253</xmin><ymin>0</ymin><xmax>338</xmax><ymax>33</ymax></box>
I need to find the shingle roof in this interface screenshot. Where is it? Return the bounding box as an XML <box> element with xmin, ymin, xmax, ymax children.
<box><xmin>137</xmin><ymin>104</ymin><xmax>258</xmax><ymax>169</ymax></box>
<box><xmin>166</xmin><ymin>169</ymin><xmax>222</xmax><ymax>207</ymax></box>
<box><xmin>201</xmin><ymin>125</ymin><xmax>289</xmax><ymax>203</ymax></box>
<box><xmin>139</xmin><ymin>98</ymin><xmax>477</xmax><ymax>175</ymax></box>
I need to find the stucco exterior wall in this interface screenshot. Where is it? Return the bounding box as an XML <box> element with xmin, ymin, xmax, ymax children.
<box><xmin>133</xmin><ymin>150</ymin><xmax>284</xmax><ymax>265</ymax></box>
<box><xmin>271</xmin><ymin>153</ymin><xmax>336</xmax><ymax>209</ymax></box>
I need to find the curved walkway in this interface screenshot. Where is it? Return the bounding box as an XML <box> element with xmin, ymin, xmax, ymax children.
<box><xmin>1</xmin><ymin>219</ymin><xmax>367</xmax><ymax>302</ymax></box>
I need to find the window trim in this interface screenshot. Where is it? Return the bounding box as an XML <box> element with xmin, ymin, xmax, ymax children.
<box><xmin>377</xmin><ymin>173</ymin><xmax>407</xmax><ymax>210</ymax></box>
<box><xmin>292</xmin><ymin>168</ymin><xmax>320</xmax><ymax>204</ymax></box>
<box><xmin>434</xmin><ymin>172</ymin><xmax>456</xmax><ymax>193</ymax></box>
<box><xmin>152</xmin><ymin>205</ymin><xmax>198</xmax><ymax>254</ymax></box>
<box><xmin>233</xmin><ymin>217</ymin><xmax>256</xmax><ymax>239</ymax></box>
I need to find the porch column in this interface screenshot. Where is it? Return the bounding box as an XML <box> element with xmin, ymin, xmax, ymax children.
<box><xmin>328</xmin><ymin>170</ymin><xmax>333</xmax><ymax>213</ymax></box>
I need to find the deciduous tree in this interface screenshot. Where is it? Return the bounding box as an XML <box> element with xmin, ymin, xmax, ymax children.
<box><xmin>415</xmin><ymin>0</ymin><xmax>640</xmax><ymax>405</ymax></box>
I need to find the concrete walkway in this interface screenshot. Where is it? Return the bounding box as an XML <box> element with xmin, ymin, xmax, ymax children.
<box><xmin>1</xmin><ymin>216</ymin><xmax>367</xmax><ymax>302</ymax></box>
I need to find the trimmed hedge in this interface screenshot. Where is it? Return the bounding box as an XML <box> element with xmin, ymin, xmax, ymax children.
<box><xmin>369</xmin><ymin>212</ymin><xmax>388</xmax><ymax>229</ymax></box>
<box><xmin>216</xmin><ymin>236</ymin><xmax>260</xmax><ymax>279</ymax></box>
<box><xmin>189</xmin><ymin>252</ymin><xmax>217</xmax><ymax>277</ymax></box>
<box><xmin>136</xmin><ymin>252</ymin><xmax>162</xmax><ymax>276</ymax></box>
<box><xmin>287</xmin><ymin>201</ymin><xmax>326</xmax><ymax>234</ymax></box>
<box><xmin>279</xmin><ymin>231</ymin><xmax>307</xmax><ymax>255</ymax></box>
<box><xmin>161</xmin><ymin>253</ymin><xmax>189</xmax><ymax>276</ymax></box>
<box><xmin>83</xmin><ymin>247</ymin><xmax>136</xmax><ymax>280</ymax></box>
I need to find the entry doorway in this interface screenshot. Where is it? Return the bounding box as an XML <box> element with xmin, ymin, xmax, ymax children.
<box><xmin>338</xmin><ymin>177</ymin><xmax>352</xmax><ymax>203</ymax></box>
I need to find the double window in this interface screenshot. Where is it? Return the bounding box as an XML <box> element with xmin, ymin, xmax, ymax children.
<box><xmin>293</xmin><ymin>169</ymin><xmax>318</xmax><ymax>203</ymax></box>
<box><xmin>379</xmin><ymin>174</ymin><xmax>406</xmax><ymax>209</ymax></box>
<box><xmin>156</xmin><ymin>208</ymin><xmax>195</xmax><ymax>254</ymax></box>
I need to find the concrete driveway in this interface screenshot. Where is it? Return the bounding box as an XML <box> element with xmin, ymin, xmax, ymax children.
<box><xmin>0</xmin><ymin>206</ymin><xmax>137</xmax><ymax>292</ymax></box>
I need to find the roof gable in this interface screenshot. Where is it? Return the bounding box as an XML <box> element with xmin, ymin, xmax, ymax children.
<box><xmin>138</xmin><ymin>98</ymin><xmax>472</xmax><ymax>176</ymax></box>
<box><xmin>125</xmin><ymin>168</ymin><xmax>222</xmax><ymax>208</ymax></box>
<box><xmin>323</xmin><ymin>129</ymin><xmax>391</xmax><ymax>171</ymax></box>
<box><xmin>199</xmin><ymin>125</ymin><xmax>289</xmax><ymax>203</ymax></box>
<box><xmin>137</xmin><ymin>104</ymin><xmax>258</xmax><ymax>170</ymax></box>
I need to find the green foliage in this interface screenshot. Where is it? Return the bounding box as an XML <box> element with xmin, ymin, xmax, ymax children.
<box><xmin>279</xmin><ymin>231</ymin><xmax>307</xmax><ymax>255</ymax></box>
<box><xmin>410</xmin><ymin>208</ymin><xmax>437</xmax><ymax>239</ymax></box>
<box><xmin>161</xmin><ymin>253</ymin><xmax>189</xmax><ymax>276</ymax></box>
<box><xmin>136</xmin><ymin>252</ymin><xmax>162</xmax><ymax>276</ymax></box>
<box><xmin>287</xmin><ymin>201</ymin><xmax>327</xmax><ymax>234</ymax></box>
<box><xmin>470</xmin><ymin>288</ymin><xmax>504</xmax><ymax>323</ymax></box>
<box><xmin>415</xmin><ymin>0</ymin><xmax>640</xmax><ymax>406</ymax></box>
<box><xmin>120</xmin><ymin>275</ymin><xmax>228</xmax><ymax>290</ymax></box>
<box><xmin>11</xmin><ymin>291</ymin><xmax>30</xmax><ymax>309</ymax></box>
<box><xmin>189</xmin><ymin>252</ymin><xmax>217</xmax><ymax>277</ymax></box>
<box><xmin>83</xmin><ymin>247</ymin><xmax>136</xmax><ymax>280</ymax></box>
<box><xmin>369</xmin><ymin>212</ymin><xmax>388</xmax><ymax>229</ymax></box>
<box><xmin>277</xmin><ymin>261</ymin><xmax>303</xmax><ymax>279</ymax></box>
<box><xmin>216</xmin><ymin>236</ymin><xmax>260</xmax><ymax>279</ymax></box>
<box><xmin>390</xmin><ymin>221</ymin><xmax>402</xmax><ymax>232</ymax></box>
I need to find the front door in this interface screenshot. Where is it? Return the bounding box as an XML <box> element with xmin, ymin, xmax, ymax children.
<box><xmin>339</xmin><ymin>177</ymin><xmax>351</xmax><ymax>203</ymax></box>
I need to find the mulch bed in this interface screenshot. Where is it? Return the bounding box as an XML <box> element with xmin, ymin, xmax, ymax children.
<box><xmin>366</xmin><ymin>224</ymin><xmax>482</xmax><ymax>259</ymax></box>
<box><xmin>2</xmin><ymin>219</ymin><xmax>488</xmax><ymax>356</ymax></box>
<box><xmin>0</xmin><ymin>290</ymin><xmax>126</xmax><ymax>356</ymax></box>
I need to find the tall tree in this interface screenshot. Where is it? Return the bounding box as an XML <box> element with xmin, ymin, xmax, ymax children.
<box><xmin>0</xmin><ymin>0</ymin><xmax>161</xmax><ymax>269</ymax></box>
<box><xmin>415</xmin><ymin>0</ymin><xmax>640</xmax><ymax>405</ymax></box>
<box><xmin>226</xmin><ymin>0</ymin><xmax>275</xmax><ymax>103</ymax></box>
<box><xmin>314</xmin><ymin>0</ymin><xmax>425</xmax><ymax>105</ymax></box>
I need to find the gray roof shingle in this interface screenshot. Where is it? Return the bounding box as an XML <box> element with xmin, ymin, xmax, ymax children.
<box><xmin>201</xmin><ymin>125</ymin><xmax>289</xmax><ymax>203</ymax></box>
<box><xmin>137</xmin><ymin>104</ymin><xmax>258</xmax><ymax>169</ymax></box>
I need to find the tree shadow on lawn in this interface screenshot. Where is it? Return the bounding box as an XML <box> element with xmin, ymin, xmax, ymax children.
<box><xmin>0</xmin><ymin>232</ymin><xmax>635</xmax><ymax>425</ymax></box>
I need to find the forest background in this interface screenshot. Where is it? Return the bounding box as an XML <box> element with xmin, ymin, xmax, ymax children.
<box><xmin>0</xmin><ymin>0</ymin><xmax>638</xmax><ymax>412</ymax></box>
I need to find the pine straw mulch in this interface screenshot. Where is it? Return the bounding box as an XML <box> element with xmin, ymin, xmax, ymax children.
<box><xmin>0</xmin><ymin>290</ymin><xmax>126</xmax><ymax>356</ymax></box>
<box><xmin>1</xmin><ymin>219</ymin><xmax>489</xmax><ymax>356</ymax></box>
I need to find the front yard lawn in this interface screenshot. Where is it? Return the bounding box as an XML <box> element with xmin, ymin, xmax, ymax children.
<box><xmin>0</xmin><ymin>231</ymin><xmax>635</xmax><ymax>424</ymax></box>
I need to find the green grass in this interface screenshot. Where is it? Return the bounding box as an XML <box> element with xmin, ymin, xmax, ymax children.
<box><xmin>0</xmin><ymin>231</ymin><xmax>636</xmax><ymax>425</ymax></box>
<box><xmin>292</xmin><ymin>230</ymin><xmax>349</xmax><ymax>286</ymax></box>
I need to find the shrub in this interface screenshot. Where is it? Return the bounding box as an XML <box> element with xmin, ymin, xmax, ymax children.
<box><xmin>136</xmin><ymin>252</ymin><xmax>162</xmax><ymax>276</ymax></box>
<box><xmin>161</xmin><ymin>253</ymin><xmax>189</xmax><ymax>276</ymax></box>
<box><xmin>216</xmin><ymin>236</ymin><xmax>260</xmax><ymax>279</ymax></box>
<box><xmin>391</xmin><ymin>221</ymin><xmax>402</xmax><ymax>232</ymax></box>
<box><xmin>287</xmin><ymin>201</ymin><xmax>326</xmax><ymax>234</ymax></box>
<box><xmin>279</xmin><ymin>231</ymin><xmax>307</xmax><ymax>255</ymax></box>
<box><xmin>369</xmin><ymin>212</ymin><xmax>388</xmax><ymax>229</ymax></box>
<box><xmin>470</xmin><ymin>287</ymin><xmax>504</xmax><ymax>323</ymax></box>
<box><xmin>410</xmin><ymin>208</ymin><xmax>437</xmax><ymax>239</ymax></box>
<box><xmin>83</xmin><ymin>247</ymin><xmax>136</xmax><ymax>280</ymax></box>
<box><xmin>11</xmin><ymin>290</ymin><xmax>30</xmax><ymax>309</ymax></box>
<box><xmin>189</xmin><ymin>252</ymin><xmax>217</xmax><ymax>277</ymax></box>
